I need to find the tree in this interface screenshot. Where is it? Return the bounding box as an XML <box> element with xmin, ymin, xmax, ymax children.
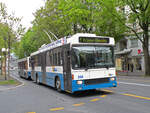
<box><xmin>125</xmin><ymin>0</ymin><xmax>150</xmax><ymax>75</ymax></box>
<box><xmin>101</xmin><ymin>0</ymin><xmax>150</xmax><ymax>75</ymax></box>
<box><xmin>16</xmin><ymin>0</ymin><xmax>126</xmax><ymax>59</ymax></box>
<box><xmin>0</xmin><ymin>2</ymin><xmax>24</xmax><ymax>78</ymax></box>
<box><xmin>32</xmin><ymin>0</ymin><xmax>126</xmax><ymax>39</ymax></box>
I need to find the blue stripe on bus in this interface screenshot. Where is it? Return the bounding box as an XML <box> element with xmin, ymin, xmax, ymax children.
<box><xmin>33</xmin><ymin>72</ymin><xmax>64</xmax><ymax>90</ymax></box>
<box><xmin>33</xmin><ymin>71</ymin><xmax>117</xmax><ymax>93</ymax></box>
<box><xmin>46</xmin><ymin>72</ymin><xmax>64</xmax><ymax>90</ymax></box>
<box><xmin>71</xmin><ymin>79</ymin><xmax>117</xmax><ymax>92</ymax></box>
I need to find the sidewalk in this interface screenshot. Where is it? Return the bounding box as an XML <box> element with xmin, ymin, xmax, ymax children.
<box><xmin>117</xmin><ymin>71</ymin><xmax>145</xmax><ymax>77</ymax></box>
<box><xmin>0</xmin><ymin>74</ymin><xmax>22</xmax><ymax>91</ymax></box>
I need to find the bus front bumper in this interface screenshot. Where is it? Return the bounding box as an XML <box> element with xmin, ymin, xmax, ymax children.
<box><xmin>71</xmin><ymin>77</ymin><xmax>117</xmax><ymax>93</ymax></box>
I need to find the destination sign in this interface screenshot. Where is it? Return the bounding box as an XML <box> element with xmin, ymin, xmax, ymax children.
<box><xmin>79</xmin><ymin>37</ymin><xmax>109</xmax><ymax>43</ymax></box>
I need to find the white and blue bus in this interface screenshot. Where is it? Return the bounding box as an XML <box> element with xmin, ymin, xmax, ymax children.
<box><xmin>18</xmin><ymin>57</ymin><xmax>31</xmax><ymax>79</ymax></box>
<box><xmin>30</xmin><ymin>33</ymin><xmax>117</xmax><ymax>93</ymax></box>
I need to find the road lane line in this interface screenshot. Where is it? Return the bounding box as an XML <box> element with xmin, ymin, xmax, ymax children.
<box><xmin>122</xmin><ymin>93</ymin><xmax>150</xmax><ymax>100</ymax></box>
<box><xmin>119</xmin><ymin>78</ymin><xmax>150</xmax><ymax>83</ymax></box>
<box><xmin>119</xmin><ymin>82</ymin><xmax>150</xmax><ymax>87</ymax></box>
<box><xmin>100</xmin><ymin>95</ymin><xmax>107</xmax><ymax>98</ymax></box>
<box><xmin>90</xmin><ymin>98</ymin><xmax>100</xmax><ymax>102</ymax></box>
<box><xmin>27</xmin><ymin>112</ymin><xmax>36</xmax><ymax>113</ymax></box>
<box><xmin>102</xmin><ymin>89</ymin><xmax>113</xmax><ymax>93</ymax></box>
<box><xmin>73</xmin><ymin>102</ymin><xmax>85</xmax><ymax>107</ymax></box>
<box><xmin>49</xmin><ymin>107</ymin><xmax>64</xmax><ymax>111</ymax></box>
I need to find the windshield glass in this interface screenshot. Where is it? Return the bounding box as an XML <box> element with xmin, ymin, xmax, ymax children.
<box><xmin>71</xmin><ymin>45</ymin><xmax>114</xmax><ymax>69</ymax></box>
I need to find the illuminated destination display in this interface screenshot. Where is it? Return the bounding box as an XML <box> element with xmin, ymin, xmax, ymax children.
<box><xmin>79</xmin><ymin>37</ymin><xmax>109</xmax><ymax>43</ymax></box>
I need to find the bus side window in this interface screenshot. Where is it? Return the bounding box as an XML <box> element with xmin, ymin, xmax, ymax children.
<box><xmin>58</xmin><ymin>52</ymin><xmax>61</xmax><ymax>66</ymax></box>
<box><xmin>53</xmin><ymin>53</ymin><xmax>55</xmax><ymax>66</ymax></box>
<box><xmin>46</xmin><ymin>51</ymin><xmax>50</xmax><ymax>66</ymax></box>
<box><xmin>56</xmin><ymin>53</ymin><xmax>58</xmax><ymax>66</ymax></box>
<box><xmin>54</xmin><ymin>53</ymin><xmax>57</xmax><ymax>66</ymax></box>
<box><xmin>49</xmin><ymin>52</ymin><xmax>52</xmax><ymax>66</ymax></box>
<box><xmin>38</xmin><ymin>55</ymin><xmax>41</xmax><ymax>66</ymax></box>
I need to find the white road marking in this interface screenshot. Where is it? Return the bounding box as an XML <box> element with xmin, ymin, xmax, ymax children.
<box><xmin>119</xmin><ymin>81</ymin><xmax>150</xmax><ymax>87</ymax></box>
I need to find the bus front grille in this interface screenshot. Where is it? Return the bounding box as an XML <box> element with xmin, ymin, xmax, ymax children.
<box><xmin>84</xmin><ymin>78</ymin><xmax>109</xmax><ymax>85</ymax></box>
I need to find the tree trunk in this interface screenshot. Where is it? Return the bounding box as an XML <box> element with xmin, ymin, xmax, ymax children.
<box><xmin>143</xmin><ymin>46</ymin><xmax>150</xmax><ymax>75</ymax></box>
<box><xmin>143</xmin><ymin>28</ymin><xmax>150</xmax><ymax>76</ymax></box>
<box><xmin>8</xmin><ymin>33</ymin><xmax>11</xmax><ymax>79</ymax></box>
<box><xmin>0</xmin><ymin>50</ymin><xmax>2</xmax><ymax>75</ymax></box>
<box><xmin>4</xmin><ymin>38</ymin><xmax>7</xmax><ymax>80</ymax></box>
<box><xmin>73</xmin><ymin>24</ymin><xmax>77</xmax><ymax>34</ymax></box>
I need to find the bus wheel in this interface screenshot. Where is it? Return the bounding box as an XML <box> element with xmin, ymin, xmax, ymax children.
<box><xmin>55</xmin><ymin>77</ymin><xmax>61</xmax><ymax>92</ymax></box>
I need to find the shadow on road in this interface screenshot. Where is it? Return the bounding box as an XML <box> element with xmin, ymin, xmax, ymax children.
<box><xmin>20</xmin><ymin>76</ymin><xmax>114</xmax><ymax>98</ymax></box>
<box><xmin>65</xmin><ymin>89</ymin><xmax>113</xmax><ymax>98</ymax></box>
<box><xmin>34</xmin><ymin>82</ymin><xmax>113</xmax><ymax>98</ymax></box>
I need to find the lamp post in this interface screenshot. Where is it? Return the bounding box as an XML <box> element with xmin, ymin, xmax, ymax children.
<box><xmin>2</xmin><ymin>48</ymin><xmax>7</xmax><ymax>80</ymax></box>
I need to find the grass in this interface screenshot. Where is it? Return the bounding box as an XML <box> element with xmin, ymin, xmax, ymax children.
<box><xmin>0</xmin><ymin>80</ymin><xmax>18</xmax><ymax>85</ymax></box>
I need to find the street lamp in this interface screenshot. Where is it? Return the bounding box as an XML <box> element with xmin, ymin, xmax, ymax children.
<box><xmin>2</xmin><ymin>48</ymin><xmax>7</xmax><ymax>80</ymax></box>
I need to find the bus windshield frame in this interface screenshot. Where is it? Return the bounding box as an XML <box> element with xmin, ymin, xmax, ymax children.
<box><xmin>71</xmin><ymin>44</ymin><xmax>115</xmax><ymax>70</ymax></box>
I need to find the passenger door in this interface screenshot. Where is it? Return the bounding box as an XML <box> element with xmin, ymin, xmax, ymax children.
<box><xmin>62</xmin><ymin>44</ymin><xmax>72</xmax><ymax>91</ymax></box>
<box><xmin>31</xmin><ymin>57</ymin><xmax>35</xmax><ymax>80</ymax></box>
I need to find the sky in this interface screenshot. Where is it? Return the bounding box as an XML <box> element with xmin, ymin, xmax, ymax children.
<box><xmin>0</xmin><ymin>0</ymin><xmax>45</xmax><ymax>29</ymax></box>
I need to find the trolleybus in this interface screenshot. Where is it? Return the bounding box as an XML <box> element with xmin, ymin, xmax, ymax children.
<box><xmin>29</xmin><ymin>33</ymin><xmax>117</xmax><ymax>93</ymax></box>
<box><xmin>18</xmin><ymin>57</ymin><xmax>31</xmax><ymax>79</ymax></box>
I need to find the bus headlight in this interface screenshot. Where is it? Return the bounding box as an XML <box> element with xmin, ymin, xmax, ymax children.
<box><xmin>77</xmin><ymin>81</ymin><xmax>83</xmax><ymax>84</ymax></box>
<box><xmin>110</xmin><ymin>77</ymin><xmax>115</xmax><ymax>81</ymax></box>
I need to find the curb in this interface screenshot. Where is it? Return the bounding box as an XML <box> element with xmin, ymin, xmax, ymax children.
<box><xmin>0</xmin><ymin>74</ymin><xmax>25</xmax><ymax>91</ymax></box>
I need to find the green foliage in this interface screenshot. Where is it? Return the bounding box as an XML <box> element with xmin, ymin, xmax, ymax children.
<box><xmin>113</xmin><ymin>0</ymin><xmax>150</xmax><ymax>75</ymax></box>
<box><xmin>16</xmin><ymin>25</ymin><xmax>51</xmax><ymax>58</ymax></box>
<box><xmin>16</xmin><ymin>0</ymin><xmax>127</xmax><ymax>58</ymax></box>
<box><xmin>0</xmin><ymin>2</ymin><xmax>24</xmax><ymax>57</ymax></box>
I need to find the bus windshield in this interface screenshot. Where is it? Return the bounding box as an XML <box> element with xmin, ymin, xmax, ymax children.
<box><xmin>71</xmin><ymin>45</ymin><xmax>114</xmax><ymax>69</ymax></box>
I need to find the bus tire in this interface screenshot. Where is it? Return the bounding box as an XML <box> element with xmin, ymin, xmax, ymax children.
<box><xmin>55</xmin><ymin>77</ymin><xmax>61</xmax><ymax>92</ymax></box>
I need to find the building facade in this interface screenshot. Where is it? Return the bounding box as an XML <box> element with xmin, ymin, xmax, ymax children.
<box><xmin>115</xmin><ymin>36</ymin><xmax>147</xmax><ymax>72</ymax></box>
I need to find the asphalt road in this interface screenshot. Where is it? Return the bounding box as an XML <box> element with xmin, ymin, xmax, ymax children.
<box><xmin>0</xmin><ymin>71</ymin><xmax>150</xmax><ymax>113</ymax></box>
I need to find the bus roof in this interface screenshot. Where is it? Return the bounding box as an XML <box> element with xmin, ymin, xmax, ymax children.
<box><xmin>30</xmin><ymin>33</ymin><xmax>115</xmax><ymax>56</ymax></box>
<box><xmin>17</xmin><ymin>57</ymin><xmax>29</xmax><ymax>63</ymax></box>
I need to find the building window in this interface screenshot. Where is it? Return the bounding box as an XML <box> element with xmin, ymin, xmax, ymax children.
<box><xmin>130</xmin><ymin>39</ymin><xmax>138</xmax><ymax>48</ymax></box>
